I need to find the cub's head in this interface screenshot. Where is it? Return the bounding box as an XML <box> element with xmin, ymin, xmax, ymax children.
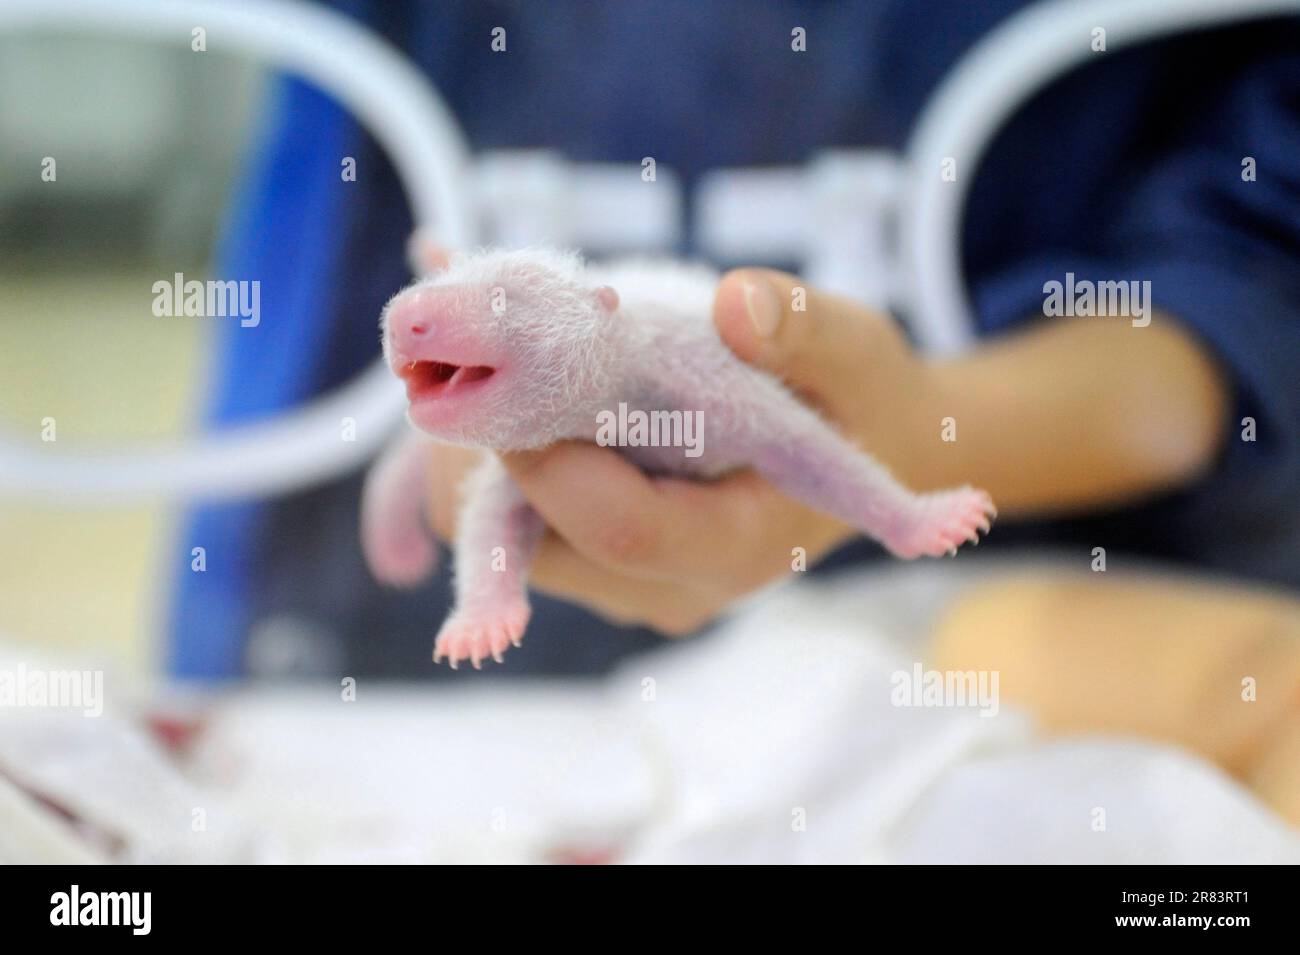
<box><xmin>381</xmin><ymin>248</ymin><xmax>621</xmax><ymax>448</ymax></box>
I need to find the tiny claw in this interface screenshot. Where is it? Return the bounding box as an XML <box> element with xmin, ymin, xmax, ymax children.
<box><xmin>947</xmin><ymin>547</ymin><xmax>957</xmax><ymax>557</ymax></box>
<box><xmin>449</xmin><ymin>658</ymin><xmax>458</xmax><ymax>670</ymax></box>
<box><xmin>492</xmin><ymin>651</ymin><xmax>505</xmax><ymax>664</ymax></box>
<box><xmin>511</xmin><ymin>638</ymin><xmax>522</xmax><ymax>648</ymax></box>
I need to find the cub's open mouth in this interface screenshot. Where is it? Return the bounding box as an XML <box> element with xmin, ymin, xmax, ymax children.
<box><xmin>399</xmin><ymin>359</ymin><xmax>496</xmax><ymax>400</ymax></box>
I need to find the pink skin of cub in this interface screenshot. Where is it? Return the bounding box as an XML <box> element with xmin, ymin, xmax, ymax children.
<box><xmin>362</xmin><ymin>243</ymin><xmax>995</xmax><ymax>669</ymax></box>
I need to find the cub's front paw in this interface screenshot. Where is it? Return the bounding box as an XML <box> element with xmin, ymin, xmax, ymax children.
<box><xmin>884</xmin><ymin>486</ymin><xmax>996</xmax><ymax>559</ymax></box>
<box><xmin>362</xmin><ymin>521</ymin><xmax>437</xmax><ymax>588</ymax></box>
<box><xmin>433</xmin><ymin>600</ymin><xmax>531</xmax><ymax>669</ymax></box>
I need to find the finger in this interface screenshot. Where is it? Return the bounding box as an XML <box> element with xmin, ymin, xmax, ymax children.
<box><xmin>424</xmin><ymin>445</ymin><xmax>486</xmax><ymax>541</ymax></box>
<box><xmin>527</xmin><ymin>534</ymin><xmax>718</xmax><ymax>636</ymax></box>
<box><xmin>406</xmin><ymin>227</ymin><xmax>452</xmax><ymax>277</ymax></box>
<box><xmin>527</xmin><ymin>493</ymin><xmax>848</xmax><ymax>635</ymax></box>
<box><xmin>712</xmin><ymin>268</ymin><xmax>890</xmax><ymax>415</ymax></box>
<box><xmin>501</xmin><ymin>441</ymin><xmax>776</xmax><ymax>580</ymax></box>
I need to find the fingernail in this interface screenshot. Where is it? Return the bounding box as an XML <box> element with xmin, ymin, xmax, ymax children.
<box><xmin>742</xmin><ymin>278</ymin><xmax>781</xmax><ymax>339</ymax></box>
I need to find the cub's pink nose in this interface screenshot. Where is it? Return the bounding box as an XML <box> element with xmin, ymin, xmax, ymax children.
<box><xmin>387</xmin><ymin>291</ymin><xmax>439</xmax><ymax>352</ymax></box>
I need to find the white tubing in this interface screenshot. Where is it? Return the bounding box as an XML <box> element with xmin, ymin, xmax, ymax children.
<box><xmin>0</xmin><ymin>0</ymin><xmax>473</xmax><ymax>502</ymax></box>
<box><xmin>903</xmin><ymin>0</ymin><xmax>1300</xmax><ymax>355</ymax></box>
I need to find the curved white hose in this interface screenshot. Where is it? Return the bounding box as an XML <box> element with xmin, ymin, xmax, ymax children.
<box><xmin>903</xmin><ymin>0</ymin><xmax>1300</xmax><ymax>355</ymax></box>
<box><xmin>0</xmin><ymin>0</ymin><xmax>473</xmax><ymax>502</ymax></box>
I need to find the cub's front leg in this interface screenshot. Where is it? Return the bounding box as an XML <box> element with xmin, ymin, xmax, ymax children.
<box><xmin>435</xmin><ymin>456</ymin><xmax>545</xmax><ymax>669</ymax></box>
<box><xmin>360</xmin><ymin>430</ymin><xmax>438</xmax><ymax>587</ymax></box>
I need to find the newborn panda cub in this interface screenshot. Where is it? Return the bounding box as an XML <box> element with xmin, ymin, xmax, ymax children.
<box><xmin>362</xmin><ymin>241</ymin><xmax>995</xmax><ymax>669</ymax></box>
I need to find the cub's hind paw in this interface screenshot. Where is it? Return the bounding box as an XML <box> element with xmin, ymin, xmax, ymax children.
<box><xmin>433</xmin><ymin>601</ymin><xmax>531</xmax><ymax>670</ymax></box>
<box><xmin>884</xmin><ymin>486</ymin><xmax>996</xmax><ymax>560</ymax></box>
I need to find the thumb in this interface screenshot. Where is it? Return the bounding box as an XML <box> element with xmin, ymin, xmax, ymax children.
<box><xmin>712</xmin><ymin>268</ymin><xmax>891</xmax><ymax>408</ymax></box>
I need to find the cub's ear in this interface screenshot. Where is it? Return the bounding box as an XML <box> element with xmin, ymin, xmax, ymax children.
<box><xmin>594</xmin><ymin>285</ymin><xmax>620</xmax><ymax>312</ymax></box>
<box><xmin>406</xmin><ymin>228</ymin><xmax>453</xmax><ymax>277</ymax></box>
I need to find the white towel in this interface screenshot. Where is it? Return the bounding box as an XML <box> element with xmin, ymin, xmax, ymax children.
<box><xmin>3</xmin><ymin>561</ymin><xmax>1295</xmax><ymax>863</ymax></box>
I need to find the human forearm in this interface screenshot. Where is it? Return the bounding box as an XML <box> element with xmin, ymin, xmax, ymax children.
<box><xmin>912</xmin><ymin>314</ymin><xmax>1230</xmax><ymax>517</ymax></box>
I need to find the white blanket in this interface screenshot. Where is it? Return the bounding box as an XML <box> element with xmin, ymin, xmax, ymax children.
<box><xmin>2</xmin><ymin>563</ymin><xmax>1296</xmax><ymax>863</ymax></box>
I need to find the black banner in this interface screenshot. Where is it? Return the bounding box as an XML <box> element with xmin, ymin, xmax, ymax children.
<box><xmin>5</xmin><ymin>865</ymin><xmax>1289</xmax><ymax>941</ymax></box>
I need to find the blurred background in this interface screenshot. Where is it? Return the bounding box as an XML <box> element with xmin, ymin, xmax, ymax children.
<box><xmin>0</xmin><ymin>34</ymin><xmax>262</xmax><ymax>675</ymax></box>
